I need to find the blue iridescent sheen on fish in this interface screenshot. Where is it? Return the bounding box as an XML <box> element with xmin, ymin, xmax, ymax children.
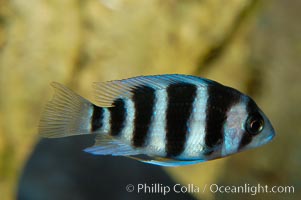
<box><xmin>39</xmin><ymin>74</ymin><xmax>275</xmax><ymax>167</ymax></box>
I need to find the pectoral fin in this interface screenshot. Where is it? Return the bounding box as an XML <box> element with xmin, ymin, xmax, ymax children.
<box><xmin>84</xmin><ymin>134</ymin><xmax>141</xmax><ymax>156</ymax></box>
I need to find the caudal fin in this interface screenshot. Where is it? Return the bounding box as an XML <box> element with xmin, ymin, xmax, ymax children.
<box><xmin>39</xmin><ymin>82</ymin><xmax>93</xmax><ymax>138</ymax></box>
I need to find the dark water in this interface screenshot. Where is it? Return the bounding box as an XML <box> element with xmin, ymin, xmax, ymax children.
<box><xmin>17</xmin><ymin>135</ymin><xmax>196</xmax><ymax>200</ymax></box>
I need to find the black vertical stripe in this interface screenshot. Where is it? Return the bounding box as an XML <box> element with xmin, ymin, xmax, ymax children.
<box><xmin>238</xmin><ymin>98</ymin><xmax>259</xmax><ymax>149</ymax></box>
<box><xmin>91</xmin><ymin>105</ymin><xmax>103</xmax><ymax>132</ymax></box>
<box><xmin>132</xmin><ymin>86</ymin><xmax>155</xmax><ymax>147</ymax></box>
<box><xmin>205</xmin><ymin>84</ymin><xmax>241</xmax><ymax>149</ymax></box>
<box><xmin>246</xmin><ymin>98</ymin><xmax>259</xmax><ymax>114</ymax></box>
<box><xmin>109</xmin><ymin>98</ymin><xmax>126</xmax><ymax>136</ymax></box>
<box><xmin>238</xmin><ymin>133</ymin><xmax>253</xmax><ymax>149</ymax></box>
<box><xmin>166</xmin><ymin>83</ymin><xmax>197</xmax><ymax>157</ymax></box>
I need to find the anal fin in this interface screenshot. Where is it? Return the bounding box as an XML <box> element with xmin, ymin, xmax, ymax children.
<box><xmin>128</xmin><ymin>156</ymin><xmax>205</xmax><ymax>167</ymax></box>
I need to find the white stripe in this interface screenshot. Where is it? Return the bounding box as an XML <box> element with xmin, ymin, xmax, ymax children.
<box><xmin>100</xmin><ymin>108</ymin><xmax>111</xmax><ymax>133</ymax></box>
<box><xmin>179</xmin><ymin>86</ymin><xmax>208</xmax><ymax>159</ymax></box>
<box><xmin>222</xmin><ymin>101</ymin><xmax>246</xmax><ymax>156</ymax></box>
<box><xmin>146</xmin><ymin>89</ymin><xmax>168</xmax><ymax>156</ymax></box>
<box><xmin>120</xmin><ymin>98</ymin><xmax>135</xmax><ymax>142</ymax></box>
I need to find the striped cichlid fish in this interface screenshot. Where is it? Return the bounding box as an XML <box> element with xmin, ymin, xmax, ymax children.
<box><xmin>39</xmin><ymin>74</ymin><xmax>275</xmax><ymax>167</ymax></box>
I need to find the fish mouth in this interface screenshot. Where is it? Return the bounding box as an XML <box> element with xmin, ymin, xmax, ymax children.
<box><xmin>263</xmin><ymin>132</ymin><xmax>275</xmax><ymax>144</ymax></box>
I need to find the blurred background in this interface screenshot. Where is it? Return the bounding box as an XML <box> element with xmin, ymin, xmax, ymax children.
<box><xmin>0</xmin><ymin>0</ymin><xmax>300</xmax><ymax>199</ymax></box>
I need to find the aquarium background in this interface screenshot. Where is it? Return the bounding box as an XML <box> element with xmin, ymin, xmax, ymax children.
<box><xmin>0</xmin><ymin>0</ymin><xmax>300</xmax><ymax>199</ymax></box>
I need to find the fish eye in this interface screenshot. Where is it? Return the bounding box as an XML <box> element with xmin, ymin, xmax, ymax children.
<box><xmin>245</xmin><ymin>112</ymin><xmax>264</xmax><ymax>135</ymax></box>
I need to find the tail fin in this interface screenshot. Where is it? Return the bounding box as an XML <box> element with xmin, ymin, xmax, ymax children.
<box><xmin>39</xmin><ymin>82</ymin><xmax>93</xmax><ymax>138</ymax></box>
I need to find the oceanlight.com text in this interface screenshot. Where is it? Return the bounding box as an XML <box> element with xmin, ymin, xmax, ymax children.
<box><xmin>125</xmin><ymin>183</ymin><xmax>295</xmax><ymax>196</ymax></box>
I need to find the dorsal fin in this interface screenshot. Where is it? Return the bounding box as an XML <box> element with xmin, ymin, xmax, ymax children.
<box><xmin>93</xmin><ymin>74</ymin><xmax>209</xmax><ymax>107</ymax></box>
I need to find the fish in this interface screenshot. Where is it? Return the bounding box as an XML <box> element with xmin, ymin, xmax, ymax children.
<box><xmin>39</xmin><ymin>74</ymin><xmax>275</xmax><ymax>167</ymax></box>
